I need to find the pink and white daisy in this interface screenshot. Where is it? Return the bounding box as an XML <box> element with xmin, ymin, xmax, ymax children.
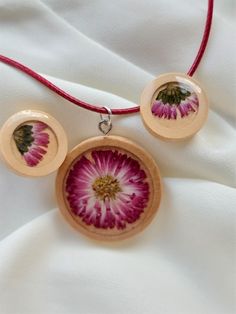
<box><xmin>65</xmin><ymin>149</ymin><xmax>150</xmax><ymax>230</ymax></box>
<box><xmin>151</xmin><ymin>82</ymin><xmax>199</xmax><ymax>119</ymax></box>
<box><xmin>13</xmin><ymin>122</ymin><xmax>50</xmax><ymax>167</ymax></box>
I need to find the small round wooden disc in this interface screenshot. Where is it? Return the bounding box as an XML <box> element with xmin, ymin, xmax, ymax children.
<box><xmin>140</xmin><ymin>72</ymin><xmax>208</xmax><ymax>141</ymax></box>
<box><xmin>56</xmin><ymin>136</ymin><xmax>162</xmax><ymax>241</ymax></box>
<box><xmin>0</xmin><ymin>110</ymin><xmax>68</xmax><ymax>177</ymax></box>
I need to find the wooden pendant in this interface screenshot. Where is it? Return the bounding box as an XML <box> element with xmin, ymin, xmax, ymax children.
<box><xmin>56</xmin><ymin>136</ymin><xmax>162</xmax><ymax>241</ymax></box>
<box><xmin>140</xmin><ymin>73</ymin><xmax>208</xmax><ymax>141</ymax></box>
<box><xmin>0</xmin><ymin>110</ymin><xmax>68</xmax><ymax>177</ymax></box>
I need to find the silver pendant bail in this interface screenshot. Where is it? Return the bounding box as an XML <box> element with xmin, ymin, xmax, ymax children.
<box><xmin>98</xmin><ymin>106</ymin><xmax>112</xmax><ymax>135</ymax></box>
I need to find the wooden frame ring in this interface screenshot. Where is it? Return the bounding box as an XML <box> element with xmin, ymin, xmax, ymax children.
<box><xmin>140</xmin><ymin>72</ymin><xmax>209</xmax><ymax>141</ymax></box>
<box><xmin>0</xmin><ymin>110</ymin><xmax>68</xmax><ymax>177</ymax></box>
<box><xmin>56</xmin><ymin>135</ymin><xmax>162</xmax><ymax>241</ymax></box>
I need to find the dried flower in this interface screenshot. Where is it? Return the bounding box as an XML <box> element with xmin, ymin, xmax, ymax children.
<box><xmin>151</xmin><ymin>82</ymin><xmax>199</xmax><ymax>119</ymax></box>
<box><xmin>66</xmin><ymin>149</ymin><xmax>150</xmax><ymax>229</ymax></box>
<box><xmin>13</xmin><ymin>122</ymin><xmax>49</xmax><ymax>167</ymax></box>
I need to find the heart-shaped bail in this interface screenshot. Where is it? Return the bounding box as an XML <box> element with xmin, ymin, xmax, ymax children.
<box><xmin>98</xmin><ymin>107</ymin><xmax>112</xmax><ymax>135</ymax></box>
<box><xmin>98</xmin><ymin>120</ymin><xmax>112</xmax><ymax>135</ymax></box>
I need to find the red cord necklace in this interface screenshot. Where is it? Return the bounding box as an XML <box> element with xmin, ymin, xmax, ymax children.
<box><xmin>0</xmin><ymin>0</ymin><xmax>213</xmax><ymax>115</ymax></box>
<box><xmin>0</xmin><ymin>1</ymin><xmax>214</xmax><ymax>241</ymax></box>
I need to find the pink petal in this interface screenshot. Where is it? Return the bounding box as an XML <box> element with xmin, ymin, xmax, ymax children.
<box><xmin>151</xmin><ymin>101</ymin><xmax>162</xmax><ymax>115</ymax></box>
<box><xmin>34</xmin><ymin>146</ymin><xmax>47</xmax><ymax>155</ymax></box>
<box><xmin>32</xmin><ymin>122</ymin><xmax>48</xmax><ymax>132</ymax></box>
<box><xmin>170</xmin><ymin>106</ymin><xmax>177</xmax><ymax>119</ymax></box>
<box><xmin>73</xmin><ymin>156</ymin><xmax>100</xmax><ymax>180</ymax></box>
<box><xmin>24</xmin><ymin>152</ymin><xmax>40</xmax><ymax>167</ymax></box>
<box><xmin>186</xmin><ymin>103</ymin><xmax>196</xmax><ymax>112</ymax></box>
<box><xmin>33</xmin><ymin>132</ymin><xmax>49</xmax><ymax>146</ymax></box>
<box><xmin>189</xmin><ymin>94</ymin><xmax>199</xmax><ymax>106</ymax></box>
<box><xmin>166</xmin><ymin>104</ymin><xmax>172</xmax><ymax>119</ymax></box>
<box><xmin>28</xmin><ymin>147</ymin><xmax>43</xmax><ymax>161</ymax></box>
<box><xmin>178</xmin><ymin>104</ymin><xmax>187</xmax><ymax>117</ymax></box>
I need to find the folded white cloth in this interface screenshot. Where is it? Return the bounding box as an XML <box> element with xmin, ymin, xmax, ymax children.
<box><xmin>0</xmin><ymin>1</ymin><xmax>235</xmax><ymax>313</ymax></box>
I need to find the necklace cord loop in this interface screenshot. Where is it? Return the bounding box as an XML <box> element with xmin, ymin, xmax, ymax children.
<box><xmin>0</xmin><ymin>0</ymin><xmax>213</xmax><ymax>115</ymax></box>
<box><xmin>99</xmin><ymin>106</ymin><xmax>112</xmax><ymax>124</ymax></box>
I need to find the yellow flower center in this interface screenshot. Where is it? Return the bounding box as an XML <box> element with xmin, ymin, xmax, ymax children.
<box><xmin>92</xmin><ymin>175</ymin><xmax>122</xmax><ymax>201</ymax></box>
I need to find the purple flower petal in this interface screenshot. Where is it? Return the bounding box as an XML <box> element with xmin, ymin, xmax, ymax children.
<box><xmin>24</xmin><ymin>152</ymin><xmax>40</xmax><ymax>167</ymax></box>
<box><xmin>151</xmin><ymin>101</ymin><xmax>162</xmax><ymax>115</ymax></box>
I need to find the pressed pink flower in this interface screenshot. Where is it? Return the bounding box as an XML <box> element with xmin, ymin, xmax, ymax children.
<box><xmin>151</xmin><ymin>82</ymin><xmax>199</xmax><ymax>119</ymax></box>
<box><xmin>66</xmin><ymin>149</ymin><xmax>150</xmax><ymax>230</ymax></box>
<box><xmin>13</xmin><ymin>122</ymin><xmax>50</xmax><ymax>167</ymax></box>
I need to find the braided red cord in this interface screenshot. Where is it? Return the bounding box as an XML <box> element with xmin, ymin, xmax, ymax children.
<box><xmin>0</xmin><ymin>0</ymin><xmax>213</xmax><ymax>115</ymax></box>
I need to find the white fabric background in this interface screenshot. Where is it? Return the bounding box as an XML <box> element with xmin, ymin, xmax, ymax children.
<box><xmin>0</xmin><ymin>0</ymin><xmax>235</xmax><ymax>313</ymax></box>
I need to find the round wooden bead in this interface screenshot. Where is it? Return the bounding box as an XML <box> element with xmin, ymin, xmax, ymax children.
<box><xmin>56</xmin><ymin>135</ymin><xmax>162</xmax><ymax>241</ymax></box>
<box><xmin>0</xmin><ymin>110</ymin><xmax>68</xmax><ymax>177</ymax></box>
<box><xmin>140</xmin><ymin>73</ymin><xmax>209</xmax><ymax>141</ymax></box>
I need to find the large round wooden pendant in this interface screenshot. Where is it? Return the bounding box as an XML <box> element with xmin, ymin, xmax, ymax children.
<box><xmin>140</xmin><ymin>73</ymin><xmax>208</xmax><ymax>141</ymax></box>
<box><xmin>56</xmin><ymin>136</ymin><xmax>162</xmax><ymax>241</ymax></box>
<box><xmin>0</xmin><ymin>110</ymin><xmax>68</xmax><ymax>177</ymax></box>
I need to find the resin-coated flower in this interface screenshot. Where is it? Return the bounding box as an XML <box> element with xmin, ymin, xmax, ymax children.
<box><xmin>66</xmin><ymin>149</ymin><xmax>150</xmax><ymax>230</ymax></box>
<box><xmin>151</xmin><ymin>82</ymin><xmax>199</xmax><ymax>119</ymax></box>
<box><xmin>13</xmin><ymin>122</ymin><xmax>50</xmax><ymax>167</ymax></box>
